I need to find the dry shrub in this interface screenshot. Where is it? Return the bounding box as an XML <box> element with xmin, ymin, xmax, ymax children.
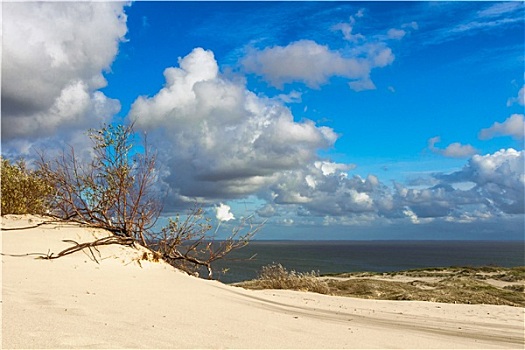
<box><xmin>37</xmin><ymin>123</ymin><xmax>160</xmax><ymax>246</ymax></box>
<box><xmin>2</xmin><ymin>124</ymin><xmax>261</xmax><ymax>279</ymax></box>
<box><xmin>256</xmin><ymin>263</ymin><xmax>330</xmax><ymax>294</ymax></box>
<box><xmin>153</xmin><ymin>205</ymin><xmax>261</xmax><ymax>279</ymax></box>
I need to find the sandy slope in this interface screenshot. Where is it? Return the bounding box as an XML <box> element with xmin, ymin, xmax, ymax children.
<box><xmin>2</xmin><ymin>215</ymin><xmax>524</xmax><ymax>349</ymax></box>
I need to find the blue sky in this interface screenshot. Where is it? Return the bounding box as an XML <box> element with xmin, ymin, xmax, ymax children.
<box><xmin>2</xmin><ymin>1</ymin><xmax>524</xmax><ymax>240</ymax></box>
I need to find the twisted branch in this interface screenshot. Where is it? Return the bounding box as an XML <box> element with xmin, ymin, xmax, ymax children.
<box><xmin>40</xmin><ymin>236</ymin><xmax>136</xmax><ymax>263</ymax></box>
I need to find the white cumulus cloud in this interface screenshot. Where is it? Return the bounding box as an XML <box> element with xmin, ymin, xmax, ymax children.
<box><xmin>268</xmin><ymin>164</ymin><xmax>384</xmax><ymax>216</ymax></box>
<box><xmin>128</xmin><ymin>48</ymin><xmax>339</xmax><ymax>207</ymax></box>
<box><xmin>479</xmin><ymin>114</ymin><xmax>525</xmax><ymax>140</ymax></box>
<box><xmin>438</xmin><ymin>149</ymin><xmax>525</xmax><ymax>215</ymax></box>
<box><xmin>216</xmin><ymin>203</ymin><xmax>235</xmax><ymax>222</ymax></box>
<box><xmin>251</xmin><ymin>145</ymin><xmax>524</xmax><ymax>230</ymax></box>
<box><xmin>403</xmin><ymin>207</ymin><xmax>421</xmax><ymax>224</ymax></box>
<box><xmin>428</xmin><ymin>136</ymin><xmax>478</xmax><ymax>158</ymax></box>
<box><xmin>1</xmin><ymin>2</ymin><xmax>127</xmax><ymax>153</ymax></box>
<box><xmin>242</xmin><ymin>40</ymin><xmax>394</xmax><ymax>91</ymax></box>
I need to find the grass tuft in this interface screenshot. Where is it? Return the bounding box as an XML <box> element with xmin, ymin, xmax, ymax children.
<box><xmin>246</xmin><ymin>263</ymin><xmax>330</xmax><ymax>294</ymax></box>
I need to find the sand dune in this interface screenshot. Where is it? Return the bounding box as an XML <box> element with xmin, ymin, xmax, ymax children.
<box><xmin>2</xmin><ymin>215</ymin><xmax>524</xmax><ymax>349</ymax></box>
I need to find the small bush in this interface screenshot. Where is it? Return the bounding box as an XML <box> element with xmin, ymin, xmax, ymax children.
<box><xmin>1</xmin><ymin>157</ymin><xmax>54</xmax><ymax>215</ymax></box>
<box><xmin>256</xmin><ymin>263</ymin><xmax>330</xmax><ymax>294</ymax></box>
<box><xmin>503</xmin><ymin>284</ymin><xmax>525</xmax><ymax>292</ymax></box>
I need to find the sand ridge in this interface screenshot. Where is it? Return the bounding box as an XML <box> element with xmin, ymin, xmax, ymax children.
<box><xmin>2</xmin><ymin>215</ymin><xmax>524</xmax><ymax>349</ymax></box>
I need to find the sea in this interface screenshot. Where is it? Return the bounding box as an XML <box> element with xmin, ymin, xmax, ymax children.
<box><xmin>212</xmin><ymin>240</ymin><xmax>525</xmax><ymax>283</ymax></box>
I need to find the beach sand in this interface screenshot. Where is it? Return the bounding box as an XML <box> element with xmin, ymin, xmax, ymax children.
<box><xmin>2</xmin><ymin>215</ymin><xmax>524</xmax><ymax>349</ymax></box>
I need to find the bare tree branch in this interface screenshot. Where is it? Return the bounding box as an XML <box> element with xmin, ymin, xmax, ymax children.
<box><xmin>31</xmin><ymin>123</ymin><xmax>262</xmax><ymax>279</ymax></box>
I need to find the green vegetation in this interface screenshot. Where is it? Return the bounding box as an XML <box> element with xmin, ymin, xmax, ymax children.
<box><xmin>1</xmin><ymin>158</ymin><xmax>54</xmax><ymax>215</ymax></box>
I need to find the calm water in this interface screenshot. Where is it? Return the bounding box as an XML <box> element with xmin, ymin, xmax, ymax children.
<box><xmin>212</xmin><ymin>240</ymin><xmax>525</xmax><ymax>283</ymax></box>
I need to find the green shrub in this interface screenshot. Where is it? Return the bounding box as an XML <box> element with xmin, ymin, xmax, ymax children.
<box><xmin>1</xmin><ymin>157</ymin><xmax>54</xmax><ymax>215</ymax></box>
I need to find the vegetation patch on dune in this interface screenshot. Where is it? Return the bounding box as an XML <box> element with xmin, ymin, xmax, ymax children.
<box><xmin>239</xmin><ymin>263</ymin><xmax>331</xmax><ymax>294</ymax></box>
<box><xmin>237</xmin><ymin>265</ymin><xmax>525</xmax><ymax>307</ymax></box>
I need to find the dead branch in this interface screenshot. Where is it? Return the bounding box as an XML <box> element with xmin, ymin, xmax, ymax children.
<box><xmin>0</xmin><ymin>217</ymin><xmax>82</xmax><ymax>231</ymax></box>
<box><xmin>1</xmin><ymin>221</ymin><xmax>52</xmax><ymax>231</ymax></box>
<box><xmin>40</xmin><ymin>236</ymin><xmax>136</xmax><ymax>263</ymax></box>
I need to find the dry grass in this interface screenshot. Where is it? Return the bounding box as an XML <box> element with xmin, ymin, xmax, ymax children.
<box><xmin>240</xmin><ymin>263</ymin><xmax>330</xmax><ymax>294</ymax></box>
<box><xmin>325</xmin><ymin>276</ymin><xmax>525</xmax><ymax>306</ymax></box>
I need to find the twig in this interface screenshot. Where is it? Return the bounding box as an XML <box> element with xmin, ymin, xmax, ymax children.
<box><xmin>0</xmin><ymin>220</ymin><xmax>61</xmax><ymax>231</ymax></box>
<box><xmin>1</xmin><ymin>252</ymin><xmax>50</xmax><ymax>258</ymax></box>
<box><xmin>0</xmin><ymin>214</ymin><xmax>82</xmax><ymax>231</ymax></box>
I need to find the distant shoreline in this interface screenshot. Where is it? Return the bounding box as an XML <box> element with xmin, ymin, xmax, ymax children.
<box><xmin>213</xmin><ymin>240</ymin><xmax>525</xmax><ymax>283</ymax></box>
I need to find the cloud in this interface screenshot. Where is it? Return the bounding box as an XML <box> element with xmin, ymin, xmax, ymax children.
<box><xmin>264</xmin><ymin>148</ymin><xmax>524</xmax><ymax>224</ymax></box>
<box><xmin>451</xmin><ymin>17</ymin><xmax>523</xmax><ymax>34</ymax></box>
<box><xmin>393</xmin><ymin>183</ymin><xmax>460</xmax><ymax>219</ymax></box>
<box><xmin>242</xmin><ymin>40</ymin><xmax>394</xmax><ymax>91</ymax></box>
<box><xmin>387</xmin><ymin>28</ymin><xmax>406</xmax><ymax>40</ymax></box>
<box><xmin>403</xmin><ymin>207</ymin><xmax>422</xmax><ymax>224</ymax></box>
<box><xmin>1</xmin><ymin>2</ymin><xmax>127</xmax><ymax>152</ymax></box>
<box><xmin>479</xmin><ymin>114</ymin><xmax>525</xmax><ymax>140</ymax></box>
<box><xmin>240</xmin><ymin>7</ymin><xmax>418</xmax><ymax>93</ymax></box>
<box><xmin>392</xmin><ymin>148</ymin><xmax>525</xmax><ymax>220</ymax></box>
<box><xmin>449</xmin><ymin>2</ymin><xmax>524</xmax><ymax>35</ymax></box>
<box><xmin>420</xmin><ymin>2</ymin><xmax>524</xmax><ymax>46</ymax></box>
<box><xmin>276</xmin><ymin>91</ymin><xmax>303</xmax><ymax>104</ymax></box>
<box><xmin>216</xmin><ymin>203</ymin><xmax>235</xmax><ymax>222</ymax></box>
<box><xmin>267</xmin><ymin>163</ymin><xmax>387</xmax><ymax>217</ymax></box>
<box><xmin>428</xmin><ymin>136</ymin><xmax>478</xmax><ymax>158</ymax></box>
<box><xmin>437</xmin><ymin>149</ymin><xmax>525</xmax><ymax>215</ymax></box>
<box><xmin>128</xmin><ymin>48</ymin><xmax>339</xmax><ymax>207</ymax></box>
<box><xmin>392</xmin><ymin>149</ymin><xmax>524</xmax><ymax>220</ymax></box>
<box><xmin>507</xmin><ymin>85</ymin><xmax>525</xmax><ymax>106</ymax></box>
<box><xmin>402</xmin><ymin>21</ymin><xmax>419</xmax><ymax>31</ymax></box>
<box><xmin>256</xmin><ymin>204</ymin><xmax>279</xmax><ymax>218</ymax></box>
<box><xmin>477</xmin><ymin>2</ymin><xmax>524</xmax><ymax>18</ymax></box>
<box><xmin>332</xmin><ymin>9</ymin><xmax>366</xmax><ymax>43</ymax></box>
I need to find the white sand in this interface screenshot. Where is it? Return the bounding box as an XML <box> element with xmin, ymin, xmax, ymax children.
<box><xmin>2</xmin><ymin>215</ymin><xmax>524</xmax><ymax>349</ymax></box>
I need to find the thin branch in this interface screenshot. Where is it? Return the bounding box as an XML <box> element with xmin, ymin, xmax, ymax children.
<box><xmin>40</xmin><ymin>236</ymin><xmax>136</xmax><ymax>263</ymax></box>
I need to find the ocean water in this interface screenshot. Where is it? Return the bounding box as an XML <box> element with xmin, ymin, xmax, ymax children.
<box><xmin>212</xmin><ymin>240</ymin><xmax>525</xmax><ymax>283</ymax></box>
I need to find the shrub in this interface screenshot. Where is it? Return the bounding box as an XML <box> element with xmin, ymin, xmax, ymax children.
<box><xmin>152</xmin><ymin>205</ymin><xmax>260</xmax><ymax>279</ymax></box>
<box><xmin>503</xmin><ymin>284</ymin><xmax>525</xmax><ymax>292</ymax></box>
<box><xmin>1</xmin><ymin>157</ymin><xmax>54</xmax><ymax>215</ymax></box>
<box><xmin>256</xmin><ymin>263</ymin><xmax>330</xmax><ymax>294</ymax></box>
<box><xmin>37</xmin><ymin>123</ymin><xmax>160</xmax><ymax>245</ymax></box>
<box><xmin>32</xmin><ymin>123</ymin><xmax>262</xmax><ymax>279</ymax></box>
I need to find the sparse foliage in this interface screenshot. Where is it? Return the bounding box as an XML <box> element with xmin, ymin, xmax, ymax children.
<box><xmin>1</xmin><ymin>157</ymin><xmax>54</xmax><ymax>215</ymax></box>
<box><xmin>152</xmin><ymin>204</ymin><xmax>262</xmax><ymax>279</ymax></box>
<box><xmin>38</xmin><ymin>123</ymin><xmax>160</xmax><ymax>246</ymax></box>
<box><xmin>9</xmin><ymin>123</ymin><xmax>262</xmax><ymax>278</ymax></box>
